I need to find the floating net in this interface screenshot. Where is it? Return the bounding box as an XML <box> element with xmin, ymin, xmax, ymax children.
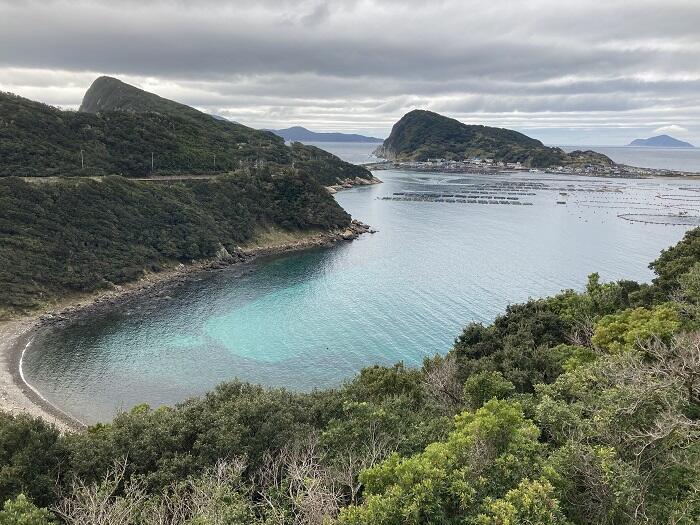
<box><xmin>618</xmin><ymin>213</ymin><xmax>700</xmax><ymax>226</ymax></box>
<box><xmin>578</xmin><ymin>200</ymin><xmax>663</xmax><ymax>210</ymax></box>
<box><xmin>657</xmin><ymin>194</ymin><xmax>700</xmax><ymax>201</ymax></box>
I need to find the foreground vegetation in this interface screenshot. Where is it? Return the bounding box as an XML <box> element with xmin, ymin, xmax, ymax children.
<box><xmin>0</xmin><ymin>170</ymin><xmax>349</xmax><ymax>315</ymax></box>
<box><xmin>1</xmin><ymin>227</ymin><xmax>698</xmax><ymax>523</ymax></box>
<box><xmin>377</xmin><ymin>110</ymin><xmax>613</xmax><ymax>168</ymax></box>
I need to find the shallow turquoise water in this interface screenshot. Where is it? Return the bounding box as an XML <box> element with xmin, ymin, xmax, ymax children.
<box><xmin>24</xmin><ymin>162</ymin><xmax>700</xmax><ymax>424</ymax></box>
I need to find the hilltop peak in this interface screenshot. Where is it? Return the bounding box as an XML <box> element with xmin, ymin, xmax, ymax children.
<box><xmin>80</xmin><ymin>76</ymin><xmax>192</xmax><ymax>115</ymax></box>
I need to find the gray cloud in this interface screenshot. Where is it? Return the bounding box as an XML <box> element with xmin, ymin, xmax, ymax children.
<box><xmin>1</xmin><ymin>0</ymin><xmax>698</xmax><ymax>144</ymax></box>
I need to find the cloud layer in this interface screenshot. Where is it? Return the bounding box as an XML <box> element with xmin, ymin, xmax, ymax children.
<box><xmin>1</xmin><ymin>0</ymin><xmax>698</xmax><ymax>144</ymax></box>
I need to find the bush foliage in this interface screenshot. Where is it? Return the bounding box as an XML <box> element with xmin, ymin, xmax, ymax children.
<box><xmin>1</xmin><ymin>225</ymin><xmax>699</xmax><ymax>524</ymax></box>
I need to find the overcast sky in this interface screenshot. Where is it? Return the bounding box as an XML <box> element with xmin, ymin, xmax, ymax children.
<box><xmin>1</xmin><ymin>0</ymin><xmax>699</xmax><ymax>145</ymax></box>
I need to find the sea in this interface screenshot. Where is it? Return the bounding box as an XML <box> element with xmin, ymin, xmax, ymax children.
<box><xmin>23</xmin><ymin>142</ymin><xmax>700</xmax><ymax>423</ymax></box>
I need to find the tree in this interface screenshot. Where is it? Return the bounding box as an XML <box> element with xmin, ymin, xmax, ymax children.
<box><xmin>451</xmin><ymin>301</ymin><xmax>569</xmax><ymax>392</ymax></box>
<box><xmin>591</xmin><ymin>304</ymin><xmax>680</xmax><ymax>353</ymax></box>
<box><xmin>650</xmin><ymin>228</ymin><xmax>700</xmax><ymax>294</ymax></box>
<box><xmin>473</xmin><ymin>479</ymin><xmax>571</xmax><ymax>525</ymax></box>
<box><xmin>0</xmin><ymin>495</ymin><xmax>56</xmax><ymax>525</ymax></box>
<box><xmin>0</xmin><ymin>414</ymin><xmax>68</xmax><ymax>507</ymax></box>
<box><xmin>337</xmin><ymin>400</ymin><xmax>544</xmax><ymax>525</ymax></box>
<box><xmin>462</xmin><ymin>371</ymin><xmax>516</xmax><ymax>410</ymax></box>
<box><xmin>56</xmin><ymin>459</ymin><xmax>258</xmax><ymax>525</ymax></box>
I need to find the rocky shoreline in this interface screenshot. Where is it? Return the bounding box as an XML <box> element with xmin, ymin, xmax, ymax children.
<box><xmin>326</xmin><ymin>175</ymin><xmax>383</xmax><ymax>193</ymax></box>
<box><xmin>0</xmin><ymin>222</ymin><xmax>375</xmax><ymax>432</ymax></box>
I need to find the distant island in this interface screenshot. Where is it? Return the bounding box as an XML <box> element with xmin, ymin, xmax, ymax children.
<box><xmin>269</xmin><ymin>126</ymin><xmax>383</xmax><ymax>143</ymax></box>
<box><xmin>374</xmin><ymin>110</ymin><xmax>612</xmax><ymax>169</ymax></box>
<box><xmin>627</xmin><ymin>135</ymin><xmax>695</xmax><ymax>148</ymax></box>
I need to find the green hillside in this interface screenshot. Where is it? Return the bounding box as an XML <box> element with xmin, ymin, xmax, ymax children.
<box><xmin>0</xmin><ymin>79</ymin><xmax>372</xmax><ymax>184</ymax></box>
<box><xmin>377</xmin><ymin>110</ymin><xmax>613</xmax><ymax>168</ymax></box>
<box><xmin>0</xmin><ymin>171</ymin><xmax>349</xmax><ymax>314</ymax></box>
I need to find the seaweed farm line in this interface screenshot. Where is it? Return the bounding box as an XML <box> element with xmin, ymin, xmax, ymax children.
<box><xmin>381</xmin><ymin>192</ymin><xmax>534</xmax><ymax>205</ymax></box>
<box><xmin>378</xmin><ymin>178</ymin><xmax>627</xmax><ymax>205</ymax></box>
<box><xmin>619</xmin><ymin>214</ymin><xmax>700</xmax><ymax>226</ymax></box>
<box><xmin>376</xmin><ymin>174</ymin><xmax>700</xmax><ymax>228</ymax></box>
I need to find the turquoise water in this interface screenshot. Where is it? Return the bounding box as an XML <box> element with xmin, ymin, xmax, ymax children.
<box><xmin>24</xmin><ymin>153</ymin><xmax>700</xmax><ymax>423</ymax></box>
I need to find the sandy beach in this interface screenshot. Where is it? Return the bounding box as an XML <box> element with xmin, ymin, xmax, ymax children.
<box><xmin>0</xmin><ymin>317</ymin><xmax>82</xmax><ymax>431</ymax></box>
<box><xmin>0</xmin><ymin>223</ymin><xmax>373</xmax><ymax>432</ymax></box>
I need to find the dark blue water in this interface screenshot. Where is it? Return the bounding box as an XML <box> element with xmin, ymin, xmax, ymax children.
<box><xmin>24</xmin><ymin>146</ymin><xmax>700</xmax><ymax>423</ymax></box>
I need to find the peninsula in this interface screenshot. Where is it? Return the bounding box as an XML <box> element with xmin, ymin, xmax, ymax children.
<box><xmin>374</xmin><ymin>110</ymin><xmax>612</xmax><ymax>168</ymax></box>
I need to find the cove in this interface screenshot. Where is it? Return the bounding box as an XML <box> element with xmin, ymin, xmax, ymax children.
<box><xmin>23</xmin><ymin>167</ymin><xmax>699</xmax><ymax>423</ymax></box>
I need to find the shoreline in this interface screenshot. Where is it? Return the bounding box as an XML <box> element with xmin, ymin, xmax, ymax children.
<box><xmin>326</xmin><ymin>175</ymin><xmax>382</xmax><ymax>194</ymax></box>
<box><xmin>366</xmin><ymin>160</ymin><xmax>700</xmax><ymax>179</ymax></box>
<box><xmin>0</xmin><ymin>317</ymin><xmax>82</xmax><ymax>432</ymax></box>
<box><xmin>0</xmin><ymin>222</ymin><xmax>374</xmax><ymax>433</ymax></box>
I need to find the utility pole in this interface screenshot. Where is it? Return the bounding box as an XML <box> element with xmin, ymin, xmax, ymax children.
<box><xmin>80</xmin><ymin>149</ymin><xmax>84</xmax><ymax>169</ymax></box>
<box><xmin>151</xmin><ymin>152</ymin><xmax>154</xmax><ymax>172</ymax></box>
<box><xmin>214</xmin><ymin>154</ymin><xmax>216</xmax><ymax>170</ymax></box>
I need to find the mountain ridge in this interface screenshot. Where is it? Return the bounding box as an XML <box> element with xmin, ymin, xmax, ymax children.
<box><xmin>1</xmin><ymin>77</ymin><xmax>373</xmax><ymax>185</ymax></box>
<box><xmin>269</xmin><ymin>126</ymin><xmax>383</xmax><ymax>143</ymax></box>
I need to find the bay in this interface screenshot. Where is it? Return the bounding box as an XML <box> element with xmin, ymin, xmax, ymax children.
<box><xmin>23</xmin><ymin>143</ymin><xmax>700</xmax><ymax>423</ymax></box>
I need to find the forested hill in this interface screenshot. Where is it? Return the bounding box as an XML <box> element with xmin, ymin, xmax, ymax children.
<box><xmin>0</xmin><ymin>79</ymin><xmax>372</xmax><ymax>185</ymax></box>
<box><xmin>0</xmin><ymin>170</ymin><xmax>350</xmax><ymax>315</ymax></box>
<box><xmin>376</xmin><ymin>110</ymin><xmax>613</xmax><ymax>168</ymax></box>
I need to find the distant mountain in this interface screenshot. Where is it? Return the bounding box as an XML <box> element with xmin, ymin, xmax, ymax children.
<box><xmin>628</xmin><ymin>135</ymin><xmax>695</xmax><ymax>148</ymax></box>
<box><xmin>270</xmin><ymin>126</ymin><xmax>383</xmax><ymax>143</ymax></box>
<box><xmin>376</xmin><ymin>110</ymin><xmax>613</xmax><ymax>168</ymax></box>
<box><xmin>1</xmin><ymin>76</ymin><xmax>372</xmax><ymax>185</ymax></box>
